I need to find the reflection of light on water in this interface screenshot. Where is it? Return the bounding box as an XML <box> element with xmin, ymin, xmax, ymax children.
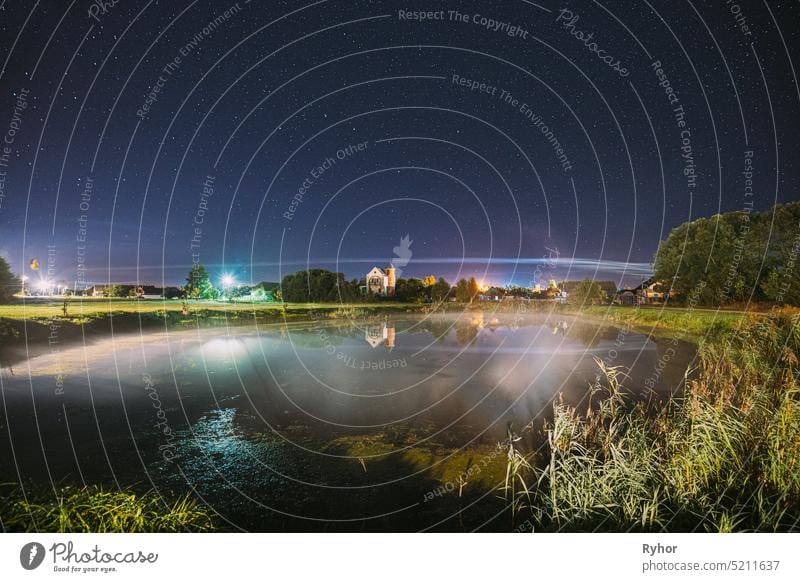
<box><xmin>199</xmin><ymin>336</ymin><xmax>247</xmax><ymax>361</ymax></box>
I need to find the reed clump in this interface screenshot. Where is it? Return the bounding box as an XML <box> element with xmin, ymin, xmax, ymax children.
<box><xmin>0</xmin><ymin>485</ymin><xmax>215</xmax><ymax>532</ymax></box>
<box><xmin>511</xmin><ymin>311</ymin><xmax>800</xmax><ymax>532</ymax></box>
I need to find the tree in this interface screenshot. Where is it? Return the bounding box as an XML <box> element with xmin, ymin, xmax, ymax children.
<box><xmin>430</xmin><ymin>277</ymin><xmax>451</xmax><ymax>302</ymax></box>
<box><xmin>469</xmin><ymin>277</ymin><xmax>480</xmax><ymax>301</ymax></box>
<box><xmin>395</xmin><ymin>278</ymin><xmax>427</xmax><ymax>303</ymax></box>
<box><xmin>455</xmin><ymin>277</ymin><xmax>480</xmax><ymax>303</ymax></box>
<box><xmin>103</xmin><ymin>284</ymin><xmax>126</xmax><ymax>298</ymax></box>
<box><xmin>0</xmin><ymin>257</ymin><xmax>19</xmax><ymax>302</ymax></box>
<box><xmin>571</xmin><ymin>279</ymin><xmax>608</xmax><ymax>306</ymax></box>
<box><xmin>280</xmin><ymin>269</ymin><xmax>358</xmax><ymax>303</ymax></box>
<box><xmin>184</xmin><ymin>264</ymin><xmax>218</xmax><ymax>300</ymax></box>
<box><xmin>653</xmin><ymin>202</ymin><xmax>800</xmax><ymax>305</ymax></box>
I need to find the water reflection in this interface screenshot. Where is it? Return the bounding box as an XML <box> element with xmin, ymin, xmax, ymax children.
<box><xmin>0</xmin><ymin>312</ymin><xmax>696</xmax><ymax>530</ymax></box>
<box><xmin>364</xmin><ymin>323</ymin><xmax>396</xmax><ymax>349</ymax></box>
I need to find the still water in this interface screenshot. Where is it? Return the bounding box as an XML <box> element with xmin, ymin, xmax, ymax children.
<box><xmin>0</xmin><ymin>312</ymin><xmax>694</xmax><ymax>531</ymax></box>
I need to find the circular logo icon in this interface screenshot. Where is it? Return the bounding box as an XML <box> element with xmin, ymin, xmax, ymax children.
<box><xmin>20</xmin><ymin>542</ymin><xmax>46</xmax><ymax>570</ymax></box>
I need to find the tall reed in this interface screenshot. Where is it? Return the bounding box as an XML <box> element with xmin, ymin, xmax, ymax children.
<box><xmin>507</xmin><ymin>311</ymin><xmax>800</xmax><ymax>532</ymax></box>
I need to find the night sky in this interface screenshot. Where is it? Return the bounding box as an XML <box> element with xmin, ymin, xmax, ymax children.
<box><xmin>0</xmin><ymin>0</ymin><xmax>798</xmax><ymax>289</ymax></box>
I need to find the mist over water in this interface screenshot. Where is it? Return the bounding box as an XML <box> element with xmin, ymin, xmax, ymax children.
<box><xmin>0</xmin><ymin>312</ymin><xmax>694</xmax><ymax>530</ymax></box>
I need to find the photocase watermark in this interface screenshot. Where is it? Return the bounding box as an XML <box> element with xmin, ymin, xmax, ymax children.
<box><xmin>87</xmin><ymin>0</ymin><xmax>123</xmax><ymax>23</ymax></box>
<box><xmin>392</xmin><ymin>234</ymin><xmax>412</xmax><ymax>277</ymax></box>
<box><xmin>190</xmin><ymin>175</ymin><xmax>215</xmax><ymax>265</ymax></box>
<box><xmin>651</xmin><ymin>60</ymin><xmax>697</xmax><ymax>193</ymax></box>
<box><xmin>76</xmin><ymin>176</ymin><xmax>94</xmax><ymax>291</ymax></box>
<box><xmin>48</xmin><ymin>541</ymin><xmax>158</xmax><ymax>574</ymax></box>
<box><xmin>136</xmin><ymin>3</ymin><xmax>244</xmax><ymax>119</ymax></box>
<box><xmin>306</xmin><ymin>310</ymin><xmax>408</xmax><ymax>373</ymax></box>
<box><xmin>0</xmin><ymin>88</ymin><xmax>29</xmax><ymax>213</ymax></box>
<box><xmin>726</xmin><ymin>0</ymin><xmax>753</xmax><ymax>38</ymax></box>
<box><xmin>283</xmin><ymin>141</ymin><xmax>369</xmax><ymax>221</ymax></box>
<box><xmin>719</xmin><ymin>150</ymin><xmax>755</xmax><ymax>302</ymax></box>
<box><xmin>554</xmin><ymin>8</ymin><xmax>629</xmax><ymax>78</ymax></box>
<box><xmin>144</xmin><ymin>373</ymin><xmax>177</xmax><ymax>463</ymax></box>
<box><xmin>422</xmin><ymin>442</ymin><xmax>505</xmax><ymax>502</ymax></box>
<box><xmin>451</xmin><ymin>74</ymin><xmax>572</xmax><ymax>172</ymax></box>
<box><xmin>398</xmin><ymin>9</ymin><xmax>529</xmax><ymax>39</ymax></box>
<box><xmin>20</xmin><ymin>542</ymin><xmax>46</xmax><ymax>570</ymax></box>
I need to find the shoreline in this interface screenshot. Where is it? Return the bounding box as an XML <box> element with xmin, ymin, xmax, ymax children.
<box><xmin>0</xmin><ymin>298</ymin><xmax>753</xmax><ymax>344</ymax></box>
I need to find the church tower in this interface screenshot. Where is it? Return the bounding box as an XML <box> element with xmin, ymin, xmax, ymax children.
<box><xmin>385</xmin><ymin>265</ymin><xmax>396</xmax><ymax>296</ymax></box>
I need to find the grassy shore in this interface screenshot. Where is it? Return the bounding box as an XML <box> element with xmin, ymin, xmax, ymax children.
<box><xmin>0</xmin><ymin>298</ymin><xmax>421</xmax><ymax>323</ymax></box>
<box><xmin>577</xmin><ymin>305</ymin><xmax>748</xmax><ymax>337</ymax></box>
<box><xmin>0</xmin><ymin>297</ymin><xmax>757</xmax><ymax>340</ymax></box>
<box><xmin>503</xmin><ymin>309</ymin><xmax>800</xmax><ymax>532</ymax></box>
<box><xmin>0</xmin><ymin>484</ymin><xmax>215</xmax><ymax>532</ymax></box>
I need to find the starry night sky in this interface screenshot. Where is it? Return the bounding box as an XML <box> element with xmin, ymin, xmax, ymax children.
<box><xmin>0</xmin><ymin>0</ymin><xmax>798</xmax><ymax>288</ymax></box>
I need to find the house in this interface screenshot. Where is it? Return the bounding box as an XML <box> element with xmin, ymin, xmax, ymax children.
<box><xmin>616</xmin><ymin>289</ymin><xmax>638</xmax><ymax>305</ymax></box>
<box><xmin>477</xmin><ymin>294</ymin><xmax>501</xmax><ymax>302</ymax></box>
<box><xmin>615</xmin><ymin>277</ymin><xmax>668</xmax><ymax>305</ymax></box>
<box><xmin>362</xmin><ymin>266</ymin><xmax>396</xmax><ymax>296</ymax></box>
<box><xmin>640</xmin><ymin>279</ymin><xmax>666</xmax><ymax>304</ymax></box>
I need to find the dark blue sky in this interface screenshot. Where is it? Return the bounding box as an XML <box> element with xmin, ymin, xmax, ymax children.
<box><xmin>0</xmin><ymin>0</ymin><xmax>798</xmax><ymax>288</ymax></box>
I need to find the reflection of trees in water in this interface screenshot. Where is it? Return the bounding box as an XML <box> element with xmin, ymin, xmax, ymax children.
<box><xmin>651</xmin><ymin>338</ymin><xmax>696</xmax><ymax>393</ymax></box>
<box><xmin>565</xmin><ymin>322</ymin><xmax>618</xmax><ymax>347</ymax></box>
<box><xmin>0</xmin><ymin>321</ymin><xmax>22</xmax><ymax>370</ymax></box>
<box><xmin>454</xmin><ymin>322</ymin><xmax>480</xmax><ymax>346</ymax></box>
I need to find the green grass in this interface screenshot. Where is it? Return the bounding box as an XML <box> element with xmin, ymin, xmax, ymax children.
<box><xmin>578</xmin><ymin>305</ymin><xmax>746</xmax><ymax>337</ymax></box>
<box><xmin>0</xmin><ymin>299</ymin><xmax>421</xmax><ymax>322</ymax></box>
<box><xmin>0</xmin><ymin>485</ymin><xmax>215</xmax><ymax>532</ymax></box>
<box><xmin>504</xmin><ymin>310</ymin><xmax>800</xmax><ymax>532</ymax></box>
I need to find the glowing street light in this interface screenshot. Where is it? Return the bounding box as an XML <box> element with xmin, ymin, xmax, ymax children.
<box><xmin>35</xmin><ymin>279</ymin><xmax>51</xmax><ymax>294</ymax></box>
<box><xmin>221</xmin><ymin>274</ymin><xmax>236</xmax><ymax>288</ymax></box>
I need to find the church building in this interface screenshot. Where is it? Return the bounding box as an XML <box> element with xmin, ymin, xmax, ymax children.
<box><xmin>363</xmin><ymin>266</ymin><xmax>396</xmax><ymax>296</ymax></box>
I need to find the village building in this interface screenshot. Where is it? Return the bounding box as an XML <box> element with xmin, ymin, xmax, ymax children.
<box><xmin>615</xmin><ymin>277</ymin><xmax>669</xmax><ymax>305</ymax></box>
<box><xmin>362</xmin><ymin>265</ymin><xmax>396</xmax><ymax>296</ymax></box>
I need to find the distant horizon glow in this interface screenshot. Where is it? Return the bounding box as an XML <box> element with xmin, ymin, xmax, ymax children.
<box><xmin>18</xmin><ymin>256</ymin><xmax>653</xmax><ymax>289</ymax></box>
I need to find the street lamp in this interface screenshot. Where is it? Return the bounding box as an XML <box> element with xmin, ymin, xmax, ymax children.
<box><xmin>221</xmin><ymin>274</ymin><xmax>235</xmax><ymax>288</ymax></box>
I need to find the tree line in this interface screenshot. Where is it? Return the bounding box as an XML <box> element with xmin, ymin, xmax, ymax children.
<box><xmin>279</xmin><ymin>269</ymin><xmax>470</xmax><ymax>303</ymax></box>
<box><xmin>653</xmin><ymin>202</ymin><xmax>800</xmax><ymax>305</ymax></box>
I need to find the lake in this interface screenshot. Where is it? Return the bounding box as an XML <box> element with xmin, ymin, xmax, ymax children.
<box><xmin>0</xmin><ymin>311</ymin><xmax>695</xmax><ymax>531</ymax></box>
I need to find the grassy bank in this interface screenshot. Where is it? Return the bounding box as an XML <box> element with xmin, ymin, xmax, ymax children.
<box><xmin>0</xmin><ymin>298</ymin><xmax>422</xmax><ymax>324</ymax></box>
<box><xmin>0</xmin><ymin>484</ymin><xmax>215</xmax><ymax>532</ymax></box>
<box><xmin>505</xmin><ymin>310</ymin><xmax>800</xmax><ymax>532</ymax></box>
<box><xmin>0</xmin><ymin>300</ymin><xmax>426</xmax><ymax>355</ymax></box>
<box><xmin>0</xmin><ymin>297</ymin><xmax>755</xmax><ymax>339</ymax></box>
<box><xmin>578</xmin><ymin>305</ymin><xmax>747</xmax><ymax>337</ymax></box>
